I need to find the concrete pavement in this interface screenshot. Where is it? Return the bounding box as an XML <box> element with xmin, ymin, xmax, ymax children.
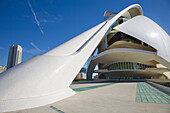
<box><xmin>5</xmin><ymin>82</ymin><xmax>170</xmax><ymax>113</ymax></box>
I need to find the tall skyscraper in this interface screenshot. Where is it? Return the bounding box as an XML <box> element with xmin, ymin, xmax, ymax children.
<box><xmin>7</xmin><ymin>45</ymin><xmax>22</xmax><ymax>69</ymax></box>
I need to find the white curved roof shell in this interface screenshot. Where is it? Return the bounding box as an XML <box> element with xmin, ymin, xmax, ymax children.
<box><xmin>114</xmin><ymin>15</ymin><xmax>170</xmax><ymax>64</ymax></box>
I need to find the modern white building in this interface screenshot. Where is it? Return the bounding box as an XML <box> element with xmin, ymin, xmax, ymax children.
<box><xmin>86</xmin><ymin>11</ymin><xmax>170</xmax><ymax>80</ymax></box>
<box><xmin>7</xmin><ymin>45</ymin><xmax>22</xmax><ymax>69</ymax></box>
<box><xmin>0</xmin><ymin>4</ymin><xmax>169</xmax><ymax>112</ymax></box>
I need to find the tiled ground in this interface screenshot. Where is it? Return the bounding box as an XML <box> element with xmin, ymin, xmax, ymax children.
<box><xmin>5</xmin><ymin>82</ymin><xmax>170</xmax><ymax>113</ymax></box>
<box><xmin>136</xmin><ymin>82</ymin><xmax>170</xmax><ymax>104</ymax></box>
<box><xmin>72</xmin><ymin>83</ymin><xmax>114</xmax><ymax>92</ymax></box>
<box><xmin>49</xmin><ymin>83</ymin><xmax>115</xmax><ymax>113</ymax></box>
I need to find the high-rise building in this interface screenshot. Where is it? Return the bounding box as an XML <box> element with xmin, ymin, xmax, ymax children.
<box><xmin>7</xmin><ymin>45</ymin><xmax>22</xmax><ymax>69</ymax></box>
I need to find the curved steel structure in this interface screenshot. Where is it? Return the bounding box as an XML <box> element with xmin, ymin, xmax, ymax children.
<box><xmin>0</xmin><ymin>4</ymin><xmax>169</xmax><ymax>112</ymax></box>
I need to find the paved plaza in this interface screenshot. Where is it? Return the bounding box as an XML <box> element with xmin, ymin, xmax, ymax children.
<box><xmin>5</xmin><ymin>82</ymin><xmax>170</xmax><ymax>113</ymax></box>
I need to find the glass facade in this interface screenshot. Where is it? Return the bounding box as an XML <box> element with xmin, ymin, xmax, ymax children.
<box><xmin>106</xmin><ymin>62</ymin><xmax>155</xmax><ymax>71</ymax></box>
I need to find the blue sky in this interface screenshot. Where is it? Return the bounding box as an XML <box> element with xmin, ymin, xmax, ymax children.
<box><xmin>0</xmin><ymin>0</ymin><xmax>169</xmax><ymax>67</ymax></box>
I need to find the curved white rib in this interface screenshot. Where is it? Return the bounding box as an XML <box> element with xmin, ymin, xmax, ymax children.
<box><xmin>114</xmin><ymin>15</ymin><xmax>170</xmax><ymax>68</ymax></box>
<box><xmin>0</xmin><ymin>4</ymin><xmax>143</xmax><ymax>112</ymax></box>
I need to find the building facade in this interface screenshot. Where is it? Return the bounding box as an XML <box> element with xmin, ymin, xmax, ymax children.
<box><xmin>7</xmin><ymin>45</ymin><xmax>22</xmax><ymax>69</ymax></box>
<box><xmin>0</xmin><ymin>66</ymin><xmax>6</xmax><ymax>73</ymax></box>
<box><xmin>74</xmin><ymin>68</ymin><xmax>87</xmax><ymax>80</ymax></box>
<box><xmin>87</xmin><ymin>10</ymin><xmax>170</xmax><ymax>80</ymax></box>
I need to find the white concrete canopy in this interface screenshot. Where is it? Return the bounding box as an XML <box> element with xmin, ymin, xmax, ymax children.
<box><xmin>114</xmin><ymin>15</ymin><xmax>170</xmax><ymax>68</ymax></box>
<box><xmin>86</xmin><ymin>48</ymin><xmax>170</xmax><ymax>79</ymax></box>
